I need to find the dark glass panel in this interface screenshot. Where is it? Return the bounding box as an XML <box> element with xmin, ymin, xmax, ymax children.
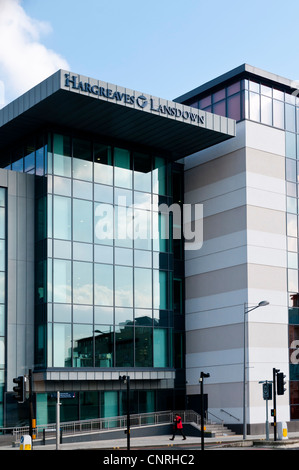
<box><xmin>227</xmin><ymin>93</ymin><xmax>241</xmax><ymax>121</ymax></box>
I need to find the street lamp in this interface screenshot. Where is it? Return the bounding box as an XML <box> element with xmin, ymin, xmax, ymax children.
<box><xmin>243</xmin><ymin>301</ymin><xmax>269</xmax><ymax>439</ymax></box>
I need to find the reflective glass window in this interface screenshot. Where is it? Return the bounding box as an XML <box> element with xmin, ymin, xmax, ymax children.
<box><xmin>0</xmin><ymin>240</ymin><xmax>4</xmax><ymax>271</ymax></box>
<box><xmin>114</xmin><ymin>148</ymin><xmax>132</xmax><ymax>189</ymax></box>
<box><xmin>95</xmin><ymin>325</ymin><xmax>114</xmax><ymax>367</ymax></box>
<box><xmin>287</xmin><ymin>213</ymin><xmax>298</xmax><ymax>238</ymax></box>
<box><xmin>153</xmin><ymin>328</ymin><xmax>168</xmax><ymax>367</ymax></box>
<box><xmin>261</xmin><ymin>84</ymin><xmax>272</xmax><ymax>97</ymax></box>
<box><xmin>273</xmin><ymin>100</ymin><xmax>285</xmax><ymax>129</ymax></box>
<box><xmin>213</xmin><ymin>100</ymin><xmax>226</xmax><ymax>117</ymax></box>
<box><xmin>73</xmin><ymin>180</ymin><xmax>93</xmax><ymax>200</ymax></box>
<box><xmin>12</xmin><ymin>159</ymin><xmax>23</xmax><ymax>172</ymax></box>
<box><xmin>53</xmin><ymin>259</ymin><xmax>71</xmax><ymax>303</ymax></box>
<box><xmin>135</xmin><ymin>327</ymin><xmax>153</xmax><ymax>367</ymax></box>
<box><xmin>134</xmin><ymin>249</ymin><xmax>152</xmax><ymax>268</ymax></box>
<box><xmin>94</xmin><ymin>244</ymin><xmax>113</xmax><ymax>264</ymax></box>
<box><xmin>115</xmin><ymin>247</ymin><xmax>133</xmax><ymax>266</ymax></box>
<box><xmin>0</xmin><ymin>189</ymin><xmax>5</xmax><ymax>207</ymax></box>
<box><xmin>152</xmin><ymin>157</ymin><xmax>167</xmax><ymax>195</ymax></box>
<box><xmin>115</xmin><ymin>325</ymin><xmax>134</xmax><ymax>367</ymax></box>
<box><xmin>36</xmin><ymin>146</ymin><xmax>44</xmax><ymax>176</ymax></box>
<box><xmin>0</xmin><ymin>209</ymin><xmax>4</xmax><ymax>239</ymax></box>
<box><xmin>227</xmin><ymin>93</ymin><xmax>241</xmax><ymax>121</ymax></box>
<box><xmin>94</xmin><ymin>203</ymin><xmax>114</xmax><ymax>245</ymax></box>
<box><xmin>288</xmin><ymin>269</ymin><xmax>298</xmax><ymax>293</ymax></box>
<box><xmin>0</xmin><ymin>273</ymin><xmax>4</xmax><ymax>304</ymax></box>
<box><xmin>73</xmin><ymin>242</ymin><xmax>92</xmax><ymax>262</ymax></box>
<box><xmin>288</xmin><ymin>237</ymin><xmax>297</xmax><ymax>252</ymax></box>
<box><xmin>213</xmin><ymin>89</ymin><xmax>225</xmax><ymax>102</ymax></box>
<box><xmin>199</xmin><ymin>95</ymin><xmax>211</xmax><ymax>108</ymax></box>
<box><xmin>53</xmin><ymin>239</ymin><xmax>71</xmax><ymax>259</ymax></box>
<box><xmin>286</xmin><ymin>133</ymin><xmax>297</xmax><ymax>159</ymax></box>
<box><xmin>53</xmin><ymin>303</ymin><xmax>72</xmax><ymax>323</ymax></box>
<box><xmin>249</xmin><ymin>92</ymin><xmax>260</xmax><ymax>121</ymax></box>
<box><xmin>133</xmin><ymin>152</ymin><xmax>151</xmax><ymax>193</ymax></box>
<box><xmin>53</xmin><ymin>134</ymin><xmax>71</xmax><ymax>177</ymax></box>
<box><xmin>286</xmin><ymin>159</ymin><xmax>297</xmax><ymax>182</ymax></box>
<box><xmin>53</xmin><ymin>176</ymin><xmax>72</xmax><ymax>196</ymax></box>
<box><xmin>133</xmin><ymin>209</ymin><xmax>151</xmax><ymax>250</ymax></box>
<box><xmin>94</xmin><ymin>263</ymin><xmax>113</xmax><ymax>306</ymax></box>
<box><xmin>249</xmin><ymin>81</ymin><xmax>260</xmax><ymax>93</ymax></box>
<box><xmin>287</xmin><ymin>197</ymin><xmax>297</xmax><ymax>214</ymax></box>
<box><xmin>134</xmin><ymin>191</ymin><xmax>151</xmax><ymax>210</ymax></box>
<box><xmin>227</xmin><ymin>82</ymin><xmax>241</xmax><ymax>96</ymax></box>
<box><xmin>53</xmin><ymin>323</ymin><xmax>72</xmax><ymax>367</ymax></box>
<box><xmin>73</xmin><ymin>138</ymin><xmax>92</xmax><ymax>167</ymax></box>
<box><xmin>53</xmin><ymin>196</ymin><xmax>71</xmax><ymax>240</ymax></box>
<box><xmin>153</xmin><ymin>270</ymin><xmax>168</xmax><ymax>310</ymax></box>
<box><xmin>0</xmin><ymin>305</ymin><xmax>4</xmax><ymax>337</ymax></box>
<box><xmin>115</xmin><ymin>266</ymin><xmax>133</xmax><ymax>307</ymax></box>
<box><xmin>73</xmin><ymin>324</ymin><xmax>93</xmax><ymax>367</ymax></box>
<box><xmin>134</xmin><ymin>267</ymin><xmax>152</xmax><ymax>308</ymax></box>
<box><xmin>115</xmin><ymin>307</ymin><xmax>133</xmax><ymax>325</ymax></box>
<box><xmin>73</xmin><ymin>261</ymin><xmax>93</xmax><ymax>305</ymax></box>
<box><xmin>135</xmin><ymin>309</ymin><xmax>152</xmax><ymax>326</ymax></box>
<box><xmin>261</xmin><ymin>95</ymin><xmax>272</xmax><ymax>125</ymax></box>
<box><xmin>286</xmin><ymin>104</ymin><xmax>296</xmax><ymax>132</ymax></box>
<box><xmin>94</xmin><ymin>143</ymin><xmax>113</xmax><ymax>185</ymax></box>
<box><xmin>94</xmin><ymin>184</ymin><xmax>113</xmax><ymax>203</ymax></box>
<box><xmin>94</xmin><ymin>306</ymin><xmax>113</xmax><ymax>324</ymax></box>
<box><xmin>288</xmin><ymin>252</ymin><xmax>298</xmax><ymax>269</ymax></box>
<box><xmin>73</xmin><ymin>199</ymin><xmax>92</xmax><ymax>243</ymax></box>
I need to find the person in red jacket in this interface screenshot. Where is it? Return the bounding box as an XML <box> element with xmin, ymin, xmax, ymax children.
<box><xmin>169</xmin><ymin>414</ymin><xmax>186</xmax><ymax>440</ymax></box>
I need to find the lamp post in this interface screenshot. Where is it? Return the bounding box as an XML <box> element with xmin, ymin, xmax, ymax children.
<box><xmin>119</xmin><ymin>375</ymin><xmax>130</xmax><ymax>450</ymax></box>
<box><xmin>243</xmin><ymin>301</ymin><xmax>269</xmax><ymax>439</ymax></box>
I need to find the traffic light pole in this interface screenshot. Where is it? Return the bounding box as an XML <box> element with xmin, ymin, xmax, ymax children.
<box><xmin>273</xmin><ymin>368</ymin><xmax>277</xmax><ymax>441</ymax></box>
<box><xmin>199</xmin><ymin>371</ymin><xmax>210</xmax><ymax>451</ymax></box>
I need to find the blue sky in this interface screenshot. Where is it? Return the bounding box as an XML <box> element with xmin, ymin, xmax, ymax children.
<box><xmin>1</xmin><ymin>0</ymin><xmax>299</xmax><ymax>105</ymax></box>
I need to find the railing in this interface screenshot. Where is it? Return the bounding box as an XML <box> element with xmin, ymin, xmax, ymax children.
<box><xmin>7</xmin><ymin>410</ymin><xmax>206</xmax><ymax>442</ymax></box>
<box><xmin>220</xmin><ymin>409</ymin><xmax>240</xmax><ymax>422</ymax></box>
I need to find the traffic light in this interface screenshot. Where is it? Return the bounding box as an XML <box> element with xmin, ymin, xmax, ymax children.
<box><xmin>13</xmin><ymin>376</ymin><xmax>25</xmax><ymax>403</ymax></box>
<box><xmin>277</xmin><ymin>372</ymin><xmax>286</xmax><ymax>395</ymax></box>
<box><xmin>263</xmin><ymin>382</ymin><xmax>272</xmax><ymax>400</ymax></box>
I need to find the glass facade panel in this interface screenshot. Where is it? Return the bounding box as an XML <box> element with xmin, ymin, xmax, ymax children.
<box><xmin>53</xmin><ymin>196</ymin><xmax>71</xmax><ymax>240</ymax></box>
<box><xmin>134</xmin><ymin>268</ymin><xmax>152</xmax><ymax>308</ymax></box>
<box><xmin>73</xmin><ymin>199</ymin><xmax>92</xmax><ymax>243</ymax></box>
<box><xmin>114</xmin><ymin>148</ymin><xmax>132</xmax><ymax>189</ymax></box>
<box><xmin>73</xmin><ymin>261</ymin><xmax>93</xmax><ymax>305</ymax></box>
<box><xmin>95</xmin><ymin>325</ymin><xmax>113</xmax><ymax>367</ymax></box>
<box><xmin>115</xmin><ymin>266</ymin><xmax>133</xmax><ymax>307</ymax></box>
<box><xmin>73</xmin><ymin>324</ymin><xmax>93</xmax><ymax>367</ymax></box>
<box><xmin>94</xmin><ymin>263</ymin><xmax>113</xmax><ymax>306</ymax></box>
<box><xmin>261</xmin><ymin>95</ymin><xmax>272</xmax><ymax>125</ymax></box>
<box><xmin>53</xmin><ymin>323</ymin><xmax>72</xmax><ymax>367</ymax></box>
<box><xmin>53</xmin><ymin>259</ymin><xmax>71</xmax><ymax>303</ymax></box>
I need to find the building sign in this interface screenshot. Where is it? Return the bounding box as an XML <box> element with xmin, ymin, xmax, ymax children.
<box><xmin>64</xmin><ymin>73</ymin><xmax>205</xmax><ymax>126</ymax></box>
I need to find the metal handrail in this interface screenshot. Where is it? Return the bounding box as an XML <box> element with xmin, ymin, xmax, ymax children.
<box><xmin>7</xmin><ymin>409</ymin><xmax>205</xmax><ymax>442</ymax></box>
<box><xmin>220</xmin><ymin>409</ymin><xmax>240</xmax><ymax>422</ymax></box>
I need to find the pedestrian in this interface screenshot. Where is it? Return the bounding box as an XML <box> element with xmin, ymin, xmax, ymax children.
<box><xmin>169</xmin><ymin>413</ymin><xmax>186</xmax><ymax>440</ymax></box>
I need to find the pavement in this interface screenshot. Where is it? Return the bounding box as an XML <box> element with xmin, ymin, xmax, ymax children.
<box><xmin>2</xmin><ymin>431</ymin><xmax>299</xmax><ymax>451</ymax></box>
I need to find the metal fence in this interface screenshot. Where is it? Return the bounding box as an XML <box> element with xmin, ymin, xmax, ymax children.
<box><xmin>7</xmin><ymin>410</ymin><xmax>204</xmax><ymax>442</ymax></box>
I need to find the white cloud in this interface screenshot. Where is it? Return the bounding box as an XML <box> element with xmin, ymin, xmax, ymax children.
<box><xmin>0</xmin><ymin>0</ymin><xmax>69</xmax><ymax>105</ymax></box>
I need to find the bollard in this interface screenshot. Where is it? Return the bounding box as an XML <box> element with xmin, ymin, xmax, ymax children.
<box><xmin>20</xmin><ymin>435</ymin><xmax>32</xmax><ymax>450</ymax></box>
<box><xmin>277</xmin><ymin>421</ymin><xmax>288</xmax><ymax>440</ymax></box>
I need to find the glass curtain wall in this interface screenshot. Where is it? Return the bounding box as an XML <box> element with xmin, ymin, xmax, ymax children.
<box><xmin>44</xmin><ymin>132</ymin><xmax>178</xmax><ymax>370</ymax></box>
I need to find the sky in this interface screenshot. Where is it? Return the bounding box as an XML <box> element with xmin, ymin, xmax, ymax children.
<box><xmin>1</xmin><ymin>0</ymin><xmax>299</xmax><ymax>107</ymax></box>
